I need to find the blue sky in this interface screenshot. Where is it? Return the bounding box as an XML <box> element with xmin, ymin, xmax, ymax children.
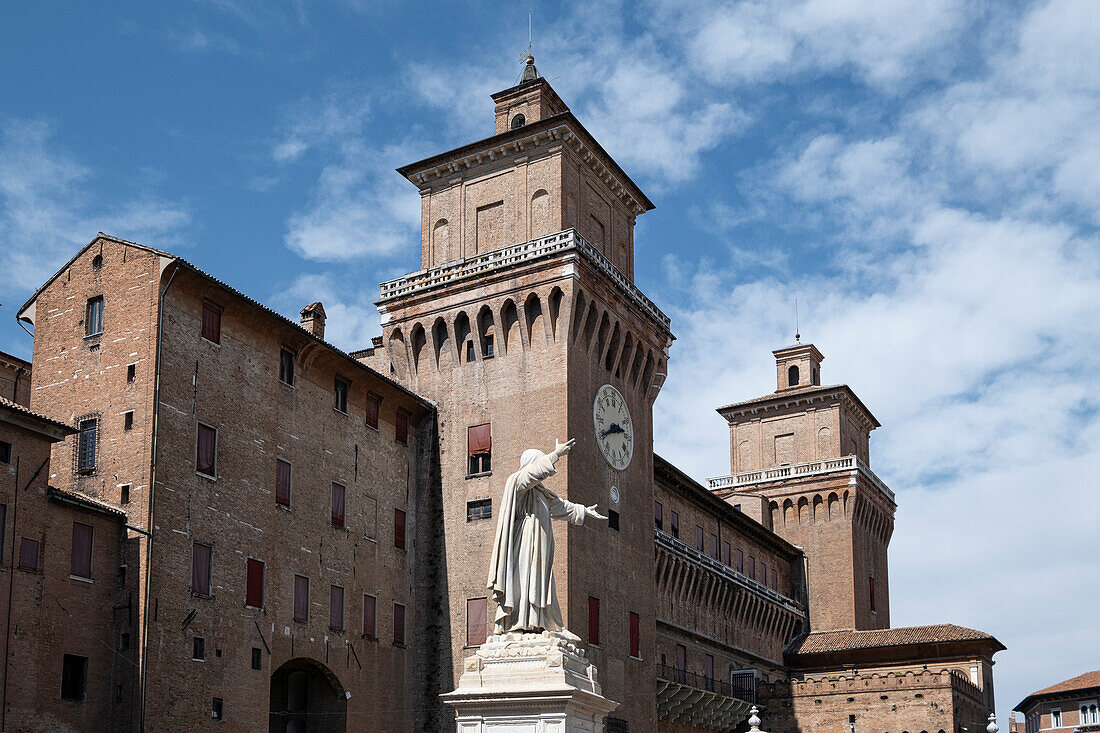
<box><xmin>2</xmin><ymin>0</ymin><xmax>1098</xmax><ymax>722</ymax></box>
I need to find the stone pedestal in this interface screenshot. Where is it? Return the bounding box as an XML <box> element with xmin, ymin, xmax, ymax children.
<box><xmin>440</xmin><ymin>630</ymin><xmax>619</xmax><ymax>733</ymax></box>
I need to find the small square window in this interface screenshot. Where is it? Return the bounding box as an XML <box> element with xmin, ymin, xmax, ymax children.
<box><xmin>126</xmin><ymin>364</ymin><xmax>136</xmax><ymax>383</ymax></box>
<box><xmin>466</xmin><ymin>499</ymin><xmax>492</xmax><ymax>522</ymax></box>
<box><xmin>61</xmin><ymin>654</ymin><xmax>88</xmax><ymax>701</ymax></box>
<box><xmin>124</xmin><ymin>411</ymin><xmax>134</xmax><ymax>430</ymax></box>
<box><xmin>193</xmin><ymin>636</ymin><xmax>205</xmax><ymax>661</ymax></box>
<box><xmin>251</xmin><ymin>647</ymin><xmax>262</xmax><ymax>670</ymax></box>
<box><xmin>334</xmin><ymin>377</ymin><xmax>349</xmax><ymax>413</ymax></box>
<box><xmin>608</xmin><ymin>510</ymin><xmax>620</xmax><ymax>531</ymax></box>
<box><xmin>0</xmin><ymin>440</ymin><xmax>10</xmax><ymax>464</ymax></box>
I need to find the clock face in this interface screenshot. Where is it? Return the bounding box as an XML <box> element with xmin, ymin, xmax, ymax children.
<box><xmin>594</xmin><ymin>384</ymin><xmax>633</xmax><ymax>471</ymax></box>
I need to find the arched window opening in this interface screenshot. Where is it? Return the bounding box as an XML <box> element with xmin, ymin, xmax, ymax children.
<box><xmin>788</xmin><ymin>364</ymin><xmax>800</xmax><ymax>386</ymax></box>
<box><xmin>812</xmin><ymin>366</ymin><xmax>819</xmax><ymax>385</ymax></box>
<box><xmin>604</xmin><ymin>323</ymin><xmax>621</xmax><ymax>373</ymax></box>
<box><xmin>510</xmin><ymin>113</ymin><xmax>526</xmax><ymax>129</ymax></box>
<box><xmin>524</xmin><ymin>293</ymin><xmax>544</xmax><ymax>347</ymax></box>
<box><xmin>410</xmin><ymin>324</ymin><xmax>427</xmax><ymax>374</ymax></box>
<box><xmin>92</xmin><ymin>254</ymin><xmax>103</xmax><ymax>269</ymax></box>
<box><xmin>501</xmin><ymin>300</ymin><xmax>520</xmax><ymax>354</ymax></box>
<box><xmin>477</xmin><ymin>305</ymin><xmax>495</xmax><ymax>360</ymax></box>
<box><xmin>454</xmin><ymin>311</ymin><xmax>473</xmax><ymax>364</ymax></box>
<box><xmin>571</xmin><ymin>291</ymin><xmax>588</xmax><ymax>343</ymax></box>
<box><xmin>548</xmin><ymin>287</ymin><xmax>563</xmax><ymax>339</ymax></box>
<box><xmin>432</xmin><ymin>318</ymin><xmax>450</xmax><ymax>367</ymax></box>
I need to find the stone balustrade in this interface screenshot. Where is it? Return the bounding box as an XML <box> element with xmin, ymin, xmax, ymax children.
<box><xmin>706</xmin><ymin>454</ymin><xmax>895</xmax><ymax>502</ymax></box>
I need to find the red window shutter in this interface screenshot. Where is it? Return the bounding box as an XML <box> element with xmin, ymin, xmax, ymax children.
<box><xmin>365</xmin><ymin>393</ymin><xmax>381</xmax><ymax>429</ymax></box>
<box><xmin>192</xmin><ymin>543</ymin><xmax>211</xmax><ymax>596</ymax></box>
<box><xmin>468</xmin><ymin>424</ymin><xmax>491</xmax><ymax>456</ymax></box>
<box><xmin>396</xmin><ymin>410</ymin><xmax>409</xmax><ymax>444</ymax></box>
<box><xmin>629</xmin><ymin>611</ymin><xmax>640</xmax><ymax>657</ymax></box>
<box><xmin>330</xmin><ymin>586</ymin><xmax>344</xmax><ymax>631</ymax></box>
<box><xmin>331</xmin><ymin>483</ymin><xmax>346</xmax><ymax>527</ymax></box>
<box><xmin>196</xmin><ymin>424</ymin><xmax>216</xmax><ymax>476</ymax></box>
<box><xmin>201</xmin><ymin>301</ymin><xmax>221</xmax><ymax>343</ymax></box>
<box><xmin>246</xmin><ymin>559</ymin><xmax>264</xmax><ymax>608</ymax></box>
<box><xmin>294</xmin><ymin>575</ymin><xmax>309</xmax><ymax>622</ymax></box>
<box><xmin>275</xmin><ymin>460</ymin><xmax>291</xmax><ymax>506</ymax></box>
<box><xmin>393</xmin><ymin>603</ymin><xmax>406</xmax><ymax>645</ymax></box>
<box><xmin>869</xmin><ymin>576</ymin><xmax>876</xmax><ymax>611</ymax></box>
<box><xmin>467</xmin><ymin>597</ymin><xmax>487</xmax><ymax>646</ymax></box>
<box><xmin>18</xmin><ymin>538</ymin><xmax>39</xmax><ymax>571</ymax></box>
<box><xmin>587</xmin><ymin>596</ymin><xmax>600</xmax><ymax>645</ymax></box>
<box><xmin>363</xmin><ymin>595</ymin><xmax>377</xmax><ymax>638</ymax></box>
<box><xmin>394</xmin><ymin>508</ymin><xmax>406</xmax><ymax>550</ymax></box>
<box><xmin>70</xmin><ymin>522</ymin><xmax>93</xmax><ymax>578</ymax></box>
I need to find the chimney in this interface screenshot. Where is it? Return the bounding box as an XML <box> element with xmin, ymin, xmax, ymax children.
<box><xmin>300</xmin><ymin>302</ymin><xmax>327</xmax><ymax>340</ymax></box>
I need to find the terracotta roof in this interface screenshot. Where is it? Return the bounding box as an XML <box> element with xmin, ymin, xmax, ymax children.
<box><xmin>0</xmin><ymin>395</ymin><xmax>75</xmax><ymax>434</ymax></box>
<box><xmin>0</xmin><ymin>349</ymin><xmax>30</xmax><ymax>368</ymax></box>
<box><xmin>1016</xmin><ymin>670</ymin><xmax>1100</xmax><ymax>712</ymax></box>
<box><xmin>17</xmin><ymin>233</ymin><xmax>432</xmax><ymax>412</ymax></box>
<box><xmin>790</xmin><ymin>624</ymin><xmax>1002</xmax><ymax>655</ymax></box>
<box><xmin>47</xmin><ymin>486</ymin><xmax>127</xmax><ymax>520</ymax></box>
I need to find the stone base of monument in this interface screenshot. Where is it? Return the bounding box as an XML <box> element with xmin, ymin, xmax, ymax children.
<box><xmin>440</xmin><ymin>629</ymin><xmax>619</xmax><ymax>733</ymax></box>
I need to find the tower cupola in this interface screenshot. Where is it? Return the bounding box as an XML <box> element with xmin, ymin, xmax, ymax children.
<box><xmin>773</xmin><ymin>342</ymin><xmax>823</xmax><ymax>391</ymax></box>
<box><xmin>490</xmin><ymin>55</ymin><xmax>569</xmax><ymax>134</ymax></box>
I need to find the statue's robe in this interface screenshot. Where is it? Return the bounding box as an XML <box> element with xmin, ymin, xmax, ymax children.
<box><xmin>486</xmin><ymin>451</ymin><xmax>587</xmax><ymax>634</ymax></box>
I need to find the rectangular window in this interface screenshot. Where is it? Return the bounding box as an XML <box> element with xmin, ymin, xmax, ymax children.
<box><xmin>588</xmin><ymin>596</ymin><xmax>600</xmax><ymax>645</ymax></box>
<box><xmin>467</xmin><ymin>597</ymin><xmax>487</xmax><ymax>646</ymax></box>
<box><xmin>363</xmin><ymin>594</ymin><xmax>377</xmax><ymax>639</ymax></box>
<box><xmin>333</xmin><ymin>377</ymin><xmax>349</xmax><ymax>413</ymax></box>
<box><xmin>465</xmin><ymin>340</ymin><xmax>476</xmax><ymax>362</ymax></box>
<box><xmin>723</xmin><ymin>541</ymin><xmax>731</xmax><ymax>566</ymax></box>
<box><xmin>695</xmin><ymin>526</ymin><xmax>704</xmax><ymax>551</ymax></box>
<box><xmin>629</xmin><ymin>611</ymin><xmax>640</xmax><ymax>658</ymax></box>
<box><xmin>396</xmin><ymin>410</ymin><xmax>409</xmax><ymax>445</ymax></box>
<box><xmin>123</xmin><ymin>411</ymin><xmax>133</xmax><ymax>430</ymax></box>
<box><xmin>467</xmin><ymin>423</ymin><xmax>492</xmax><ymax>475</ymax></box>
<box><xmin>0</xmin><ymin>504</ymin><xmax>5</xmax><ymax>557</ymax></box>
<box><xmin>196</xmin><ymin>423</ymin><xmax>217</xmax><ymax>477</ymax></box>
<box><xmin>483</xmin><ymin>334</ymin><xmax>494</xmax><ymax>358</ymax></box>
<box><xmin>251</xmin><ymin>647</ymin><xmax>262</xmax><ymax>670</ymax></box>
<box><xmin>77</xmin><ymin>417</ymin><xmax>98</xmax><ymax>472</ymax></box>
<box><xmin>293</xmin><ymin>575</ymin><xmax>309</xmax><ymax>622</ymax></box>
<box><xmin>466</xmin><ymin>498</ymin><xmax>492</xmax><ymax>522</ymax></box>
<box><xmin>736</xmin><ymin>549</ymin><xmax>744</xmax><ymax>573</ymax></box>
<box><xmin>330</xmin><ymin>585</ymin><xmax>345</xmax><ymax>631</ymax></box>
<box><xmin>394</xmin><ymin>508</ymin><xmax>406</xmax><ymax>550</ymax></box>
<box><xmin>608</xmin><ymin>510</ymin><xmax>620</xmax><ymax>531</ymax></box>
<box><xmin>770</xmin><ymin>568</ymin><xmax>778</xmax><ymax>590</ymax></box>
<box><xmin>191</xmin><ymin>543</ymin><xmax>211</xmax><ymax>596</ymax></box>
<box><xmin>748</xmin><ymin>556</ymin><xmax>756</xmax><ymax>581</ymax></box>
<box><xmin>675</xmin><ymin>644</ymin><xmax>687</xmax><ymax>683</ymax></box>
<box><xmin>0</xmin><ymin>441</ymin><xmax>10</xmax><ymax>464</ymax></box>
<box><xmin>70</xmin><ymin>522</ymin><xmax>93</xmax><ymax>579</ymax></box>
<box><xmin>275</xmin><ymin>459</ymin><xmax>291</xmax><ymax>507</ymax></box>
<box><xmin>670</xmin><ymin>511</ymin><xmax>679</xmax><ymax>539</ymax></box>
<box><xmin>760</xmin><ymin>562</ymin><xmax>767</xmax><ymax>586</ymax></box>
<box><xmin>18</xmin><ymin>537</ymin><xmax>39</xmax><ymax>571</ymax></box>
<box><xmin>61</xmin><ymin>654</ymin><xmax>88</xmax><ymax>701</ymax></box>
<box><xmin>1051</xmin><ymin>709</ymin><xmax>1061</xmax><ymax>727</ymax></box>
<box><xmin>365</xmin><ymin>392</ymin><xmax>381</xmax><ymax>430</ymax></box>
<box><xmin>120</xmin><ymin>484</ymin><xmax>130</xmax><ymax>504</ymax></box>
<box><xmin>705</xmin><ymin>654</ymin><xmax>715</xmax><ymax>691</ymax></box>
<box><xmin>709</xmin><ymin>533</ymin><xmax>718</xmax><ymax>559</ymax></box>
<box><xmin>279</xmin><ymin>348</ymin><xmax>295</xmax><ymax>386</ymax></box>
<box><xmin>201</xmin><ymin>300</ymin><xmax>221</xmax><ymax>343</ymax></box>
<box><xmin>212</xmin><ymin>698</ymin><xmax>223</xmax><ymax>720</ymax></box>
<box><xmin>654</xmin><ymin>501</ymin><xmax>663</xmax><ymax>531</ymax></box>
<box><xmin>245</xmin><ymin>558</ymin><xmax>264</xmax><ymax>608</ymax></box>
<box><xmin>126</xmin><ymin>363</ymin><xmax>136</xmax><ymax>383</ymax></box>
<box><xmin>85</xmin><ymin>296</ymin><xmax>103</xmax><ymax>337</ymax></box>
<box><xmin>193</xmin><ymin>636</ymin><xmax>206</xmax><ymax>661</ymax></box>
<box><xmin>869</xmin><ymin>576</ymin><xmax>876</xmax><ymax>612</ymax></box>
<box><xmin>393</xmin><ymin>603</ymin><xmax>406</xmax><ymax>645</ymax></box>
<box><xmin>331</xmin><ymin>483</ymin><xmax>346</xmax><ymax>528</ymax></box>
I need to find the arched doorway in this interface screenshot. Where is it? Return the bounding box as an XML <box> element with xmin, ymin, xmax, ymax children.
<box><xmin>269</xmin><ymin>658</ymin><xmax>347</xmax><ymax>733</ymax></box>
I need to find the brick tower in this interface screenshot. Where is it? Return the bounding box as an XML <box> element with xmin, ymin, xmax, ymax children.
<box><xmin>364</xmin><ymin>58</ymin><xmax>674</xmax><ymax>729</ymax></box>
<box><xmin>708</xmin><ymin>342</ymin><xmax>896</xmax><ymax>632</ymax></box>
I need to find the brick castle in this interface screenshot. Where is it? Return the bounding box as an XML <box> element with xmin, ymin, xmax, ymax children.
<box><xmin>0</xmin><ymin>58</ymin><xmax>1003</xmax><ymax>732</ymax></box>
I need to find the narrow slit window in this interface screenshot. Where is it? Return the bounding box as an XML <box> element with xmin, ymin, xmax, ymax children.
<box><xmin>85</xmin><ymin>297</ymin><xmax>103</xmax><ymax>337</ymax></box>
<box><xmin>275</xmin><ymin>459</ymin><xmax>291</xmax><ymax>507</ymax></box>
<box><xmin>191</xmin><ymin>543</ymin><xmax>211</xmax><ymax>596</ymax></box>
<box><xmin>654</xmin><ymin>501</ymin><xmax>662</xmax><ymax>531</ymax></box>
<box><xmin>293</xmin><ymin>575</ymin><xmax>309</xmax><ymax>622</ymax></box>
<box><xmin>330</xmin><ymin>585</ymin><xmax>345</xmax><ymax>631</ymax></box>
<box><xmin>588</xmin><ymin>596</ymin><xmax>600</xmax><ymax>645</ymax></box>
<box><xmin>196</xmin><ymin>423</ymin><xmax>217</xmax><ymax>477</ymax></box>
<box><xmin>123</xmin><ymin>411</ymin><xmax>134</xmax><ymax>430</ymax></box>
<box><xmin>629</xmin><ymin>611</ymin><xmax>640</xmax><ymax>658</ymax></box>
<box><xmin>670</xmin><ymin>511</ymin><xmax>679</xmax><ymax>539</ymax></box>
<box><xmin>393</xmin><ymin>603</ymin><xmax>406</xmax><ymax>645</ymax></box>
<box><xmin>279</xmin><ymin>348</ymin><xmax>295</xmax><ymax>386</ymax></box>
<box><xmin>333</xmin><ymin>377</ymin><xmax>349</xmax><ymax>413</ymax></box>
<box><xmin>695</xmin><ymin>526</ymin><xmax>704</xmax><ymax>551</ymax></box>
<box><xmin>394</xmin><ymin>508</ymin><xmax>406</xmax><ymax>550</ymax></box>
<box><xmin>126</xmin><ymin>363</ymin><xmax>136</xmax><ymax>383</ymax></box>
<box><xmin>608</xmin><ymin>509</ymin><xmax>620</xmax><ymax>531</ymax></box>
<box><xmin>363</xmin><ymin>594</ymin><xmax>377</xmax><ymax>639</ymax></box>
<box><xmin>331</xmin><ymin>482</ymin><xmax>346</xmax><ymax>527</ymax></box>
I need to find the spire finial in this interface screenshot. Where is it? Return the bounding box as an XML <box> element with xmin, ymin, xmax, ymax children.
<box><xmin>520</xmin><ymin>10</ymin><xmax>538</xmax><ymax>82</ymax></box>
<box><xmin>794</xmin><ymin>299</ymin><xmax>800</xmax><ymax>344</ymax></box>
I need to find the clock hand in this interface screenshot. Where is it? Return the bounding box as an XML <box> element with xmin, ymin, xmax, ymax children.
<box><xmin>600</xmin><ymin>423</ymin><xmax>625</xmax><ymax>437</ymax></box>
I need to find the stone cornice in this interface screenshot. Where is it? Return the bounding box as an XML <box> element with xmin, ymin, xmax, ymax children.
<box><xmin>717</xmin><ymin>385</ymin><xmax>881</xmax><ymax>433</ymax></box>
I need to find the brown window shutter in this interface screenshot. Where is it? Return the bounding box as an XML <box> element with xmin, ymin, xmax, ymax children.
<box><xmin>331</xmin><ymin>483</ymin><xmax>346</xmax><ymax>527</ymax></box>
<box><xmin>467</xmin><ymin>598</ymin><xmax>487</xmax><ymax>646</ymax></box>
<box><xmin>365</xmin><ymin>393</ymin><xmax>381</xmax><ymax>429</ymax></box>
<box><xmin>246</xmin><ymin>559</ymin><xmax>264</xmax><ymax>608</ymax></box>
<box><xmin>587</xmin><ymin>596</ymin><xmax>600</xmax><ymax>645</ymax></box>
<box><xmin>468</xmin><ymin>424</ymin><xmax>491</xmax><ymax>456</ymax></box>
<box><xmin>363</xmin><ymin>595</ymin><xmax>377</xmax><ymax>638</ymax></box>
<box><xmin>70</xmin><ymin>522</ymin><xmax>93</xmax><ymax>578</ymax></box>
<box><xmin>393</xmin><ymin>603</ymin><xmax>406</xmax><ymax>645</ymax></box>
<box><xmin>276</xmin><ymin>460</ymin><xmax>291</xmax><ymax>506</ymax></box>
<box><xmin>192</xmin><ymin>543</ymin><xmax>211</xmax><ymax>596</ymax></box>
<box><xmin>330</xmin><ymin>586</ymin><xmax>344</xmax><ymax>631</ymax></box>
<box><xmin>18</xmin><ymin>538</ymin><xmax>39</xmax><ymax>571</ymax></box>
<box><xmin>629</xmin><ymin>611</ymin><xmax>640</xmax><ymax>657</ymax></box>
<box><xmin>201</xmin><ymin>301</ymin><xmax>221</xmax><ymax>343</ymax></box>
<box><xmin>395</xmin><ymin>410</ymin><xmax>409</xmax><ymax>444</ymax></box>
<box><xmin>294</xmin><ymin>576</ymin><xmax>309</xmax><ymax>622</ymax></box>
<box><xmin>394</xmin><ymin>508</ymin><xmax>406</xmax><ymax>550</ymax></box>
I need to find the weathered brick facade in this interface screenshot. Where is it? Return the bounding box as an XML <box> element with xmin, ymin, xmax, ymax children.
<box><xmin>0</xmin><ymin>63</ymin><xmax>1003</xmax><ymax>733</ymax></box>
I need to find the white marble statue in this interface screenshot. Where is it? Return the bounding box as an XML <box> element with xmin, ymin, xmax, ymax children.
<box><xmin>487</xmin><ymin>438</ymin><xmax>606</xmax><ymax>635</ymax></box>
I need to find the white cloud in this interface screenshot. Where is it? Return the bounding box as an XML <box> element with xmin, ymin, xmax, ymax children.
<box><xmin>0</xmin><ymin>118</ymin><xmax>190</xmax><ymax>293</ymax></box>
<box><xmin>270</xmin><ymin>272</ymin><xmax>382</xmax><ymax>350</ymax></box>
